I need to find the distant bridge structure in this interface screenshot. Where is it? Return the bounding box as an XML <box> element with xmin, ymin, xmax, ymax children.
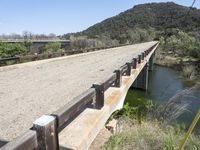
<box><xmin>1</xmin><ymin>40</ymin><xmax>70</xmax><ymax>54</ymax></box>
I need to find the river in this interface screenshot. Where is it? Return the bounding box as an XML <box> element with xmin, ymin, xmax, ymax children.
<box><xmin>125</xmin><ymin>65</ymin><xmax>200</xmax><ymax>131</ymax></box>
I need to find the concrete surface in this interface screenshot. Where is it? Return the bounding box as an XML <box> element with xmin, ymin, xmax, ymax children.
<box><xmin>0</xmin><ymin>41</ymin><xmax>157</xmax><ymax>141</ymax></box>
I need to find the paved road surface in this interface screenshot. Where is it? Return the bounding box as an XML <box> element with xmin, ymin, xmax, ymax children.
<box><xmin>0</xmin><ymin>41</ymin><xmax>157</xmax><ymax>141</ymax></box>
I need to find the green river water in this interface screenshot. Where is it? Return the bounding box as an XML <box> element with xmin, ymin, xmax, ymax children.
<box><xmin>125</xmin><ymin>65</ymin><xmax>200</xmax><ymax>131</ymax></box>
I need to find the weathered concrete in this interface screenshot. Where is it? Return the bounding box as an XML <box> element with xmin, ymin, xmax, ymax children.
<box><xmin>0</xmin><ymin>41</ymin><xmax>158</xmax><ymax>143</ymax></box>
<box><xmin>59</xmin><ymin>43</ymin><xmax>159</xmax><ymax>150</ymax></box>
<box><xmin>149</xmin><ymin>55</ymin><xmax>154</xmax><ymax>71</ymax></box>
<box><xmin>132</xmin><ymin>63</ymin><xmax>149</xmax><ymax>90</ymax></box>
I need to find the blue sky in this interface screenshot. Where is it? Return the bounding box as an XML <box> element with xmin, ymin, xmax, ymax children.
<box><xmin>0</xmin><ymin>0</ymin><xmax>199</xmax><ymax>35</ymax></box>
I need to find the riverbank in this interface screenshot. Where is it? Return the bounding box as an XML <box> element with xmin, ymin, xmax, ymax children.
<box><xmin>155</xmin><ymin>48</ymin><xmax>200</xmax><ymax>82</ymax></box>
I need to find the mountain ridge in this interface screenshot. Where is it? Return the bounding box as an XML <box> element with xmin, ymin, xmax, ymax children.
<box><xmin>66</xmin><ymin>2</ymin><xmax>200</xmax><ymax>43</ymax></box>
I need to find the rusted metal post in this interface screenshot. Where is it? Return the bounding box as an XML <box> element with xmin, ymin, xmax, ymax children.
<box><xmin>92</xmin><ymin>82</ymin><xmax>104</xmax><ymax>109</ymax></box>
<box><xmin>144</xmin><ymin>51</ymin><xmax>147</xmax><ymax>57</ymax></box>
<box><xmin>114</xmin><ymin>69</ymin><xmax>122</xmax><ymax>87</ymax></box>
<box><xmin>132</xmin><ymin>58</ymin><xmax>137</xmax><ymax>69</ymax></box>
<box><xmin>141</xmin><ymin>52</ymin><xmax>145</xmax><ymax>60</ymax></box>
<box><xmin>33</xmin><ymin>115</ymin><xmax>59</xmax><ymax>150</ymax></box>
<box><xmin>126</xmin><ymin>63</ymin><xmax>131</xmax><ymax>76</ymax></box>
<box><xmin>138</xmin><ymin>55</ymin><xmax>142</xmax><ymax>64</ymax></box>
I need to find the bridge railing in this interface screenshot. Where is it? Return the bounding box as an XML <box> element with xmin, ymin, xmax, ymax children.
<box><xmin>0</xmin><ymin>42</ymin><xmax>159</xmax><ymax>150</ymax></box>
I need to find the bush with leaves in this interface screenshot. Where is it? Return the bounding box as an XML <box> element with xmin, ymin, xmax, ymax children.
<box><xmin>160</xmin><ymin>31</ymin><xmax>200</xmax><ymax>58</ymax></box>
<box><xmin>69</xmin><ymin>35</ymin><xmax>119</xmax><ymax>50</ymax></box>
<box><xmin>42</xmin><ymin>42</ymin><xmax>63</xmax><ymax>53</ymax></box>
<box><xmin>0</xmin><ymin>42</ymin><xmax>31</xmax><ymax>58</ymax></box>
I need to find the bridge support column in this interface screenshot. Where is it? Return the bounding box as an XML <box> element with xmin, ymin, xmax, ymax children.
<box><xmin>148</xmin><ymin>55</ymin><xmax>154</xmax><ymax>71</ymax></box>
<box><xmin>132</xmin><ymin>63</ymin><xmax>149</xmax><ymax>91</ymax></box>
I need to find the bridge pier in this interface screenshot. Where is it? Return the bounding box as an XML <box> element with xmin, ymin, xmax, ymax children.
<box><xmin>132</xmin><ymin>63</ymin><xmax>149</xmax><ymax>91</ymax></box>
<box><xmin>148</xmin><ymin>53</ymin><xmax>154</xmax><ymax>71</ymax></box>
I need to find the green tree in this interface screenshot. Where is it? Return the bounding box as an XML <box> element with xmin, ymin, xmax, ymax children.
<box><xmin>0</xmin><ymin>42</ymin><xmax>31</xmax><ymax>58</ymax></box>
<box><xmin>161</xmin><ymin>31</ymin><xmax>200</xmax><ymax>58</ymax></box>
<box><xmin>42</xmin><ymin>42</ymin><xmax>63</xmax><ymax>53</ymax></box>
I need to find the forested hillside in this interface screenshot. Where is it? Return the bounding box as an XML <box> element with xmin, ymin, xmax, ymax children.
<box><xmin>67</xmin><ymin>2</ymin><xmax>200</xmax><ymax>42</ymax></box>
<box><xmin>64</xmin><ymin>2</ymin><xmax>200</xmax><ymax>61</ymax></box>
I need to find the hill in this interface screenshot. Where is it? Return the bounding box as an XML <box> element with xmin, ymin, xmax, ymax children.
<box><xmin>67</xmin><ymin>2</ymin><xmax>200</xmax><ymax>43</ymax></box>
<box><xmin>63</xmin><ymin>2</ymin><xmax>200</xmax><ymax>78</ymax></box>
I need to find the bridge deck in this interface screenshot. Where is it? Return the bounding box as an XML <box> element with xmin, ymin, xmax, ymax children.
<box><xmin>0</xmin><ymin>41</ymin><xmax>157</xmax><ymax>142</ymax></box>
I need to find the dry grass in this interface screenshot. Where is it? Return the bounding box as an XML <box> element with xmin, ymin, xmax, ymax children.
<box><xmin>103</xmin><ymin>118</ymin><xmax>200</xmax><ymax>150</ymax></box>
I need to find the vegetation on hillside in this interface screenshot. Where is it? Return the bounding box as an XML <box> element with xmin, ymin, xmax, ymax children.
<box><xmin>64</xmin><ymin>2</ymin><xmax>200</xmax><ymax>42</ymax></box>
<box><xmin>63</xmin><ymin>2</ymin><xmax>200</xmax><ymax>62</ymax></box>
<box><xmin>79</xmin><ymin>2</ymin><xmax>200</xmax><ymax>40</ymax></box>
<box><xmin>69</xmin><ymin>35</ymin><xmax>119</xmax><ymax>50</ymax></box>
<box><xmin>160</xmin><ymin>31</ymin><xmax>200</xmax><ymax>58</ymax></box>
<box><xmin>156</xmin><ymin>30</ymin><xmax>200</xmax><ymax>80</ymax></box>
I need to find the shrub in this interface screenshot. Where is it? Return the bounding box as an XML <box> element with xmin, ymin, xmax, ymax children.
<box><xmin>42</xmin><ymin>42</ymin><xmax>63</xmax><ymax>53</ymax></box>
<box><xmin>181</xmin><ymin>65</ymin><xmax>196</xmax><ymax>79</ymax></box>
<box><xmin>160</xmin><ymin>31</ymin><xmax>200</xmax><ymax>59</ymax></box>
<box><xmin>188</xmin><ymin>47</ymin><xmax>200</xmax><ymax>59</ymax></box>
<box><xmin>0</xmin><ymin>42</ymin><xmax>31</xmax><ymax>58</ymax></box>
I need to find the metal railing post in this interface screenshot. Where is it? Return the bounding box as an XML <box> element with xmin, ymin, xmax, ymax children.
<box><xmin>92</xmin><ymin>82</ymin><xmax>104</xmax><ymax>109</ymax></box>
<box><xmin>141</xmin><ymin>52</ymin><xmax>145</xmax><ymax>60</ymax></box>
<box><xmin>114</xmin><ymin>69</ymin><xmax>122</xmax><ymax>87</ymax></box>
<box><xmin>33</xmin><ymin>115</ymin><xmax>59</xmax><ymax>150</ymax></box>
<box><xmin>132</xmin><ymin>58</ymin><xmax>137</xmax><ymax>69</ymax></box>
<box><xmin>138</xmin><ymin>55</ymin><xmax>142</xmax><ymax>64</ymax></box>
<box><xmin>126</xmin><ymin>63</ymin><xmax>132</xmax><ymax>76</ymax></box>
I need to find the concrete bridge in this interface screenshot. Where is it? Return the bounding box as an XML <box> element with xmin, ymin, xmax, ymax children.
<box><xmin>1</xmin><ymin>40</ymin><xmax>70</xmax><ymax>53</ymax></box>
<box><xmin>0</xmin><ymin>41</ymin><xmax>159</xmax><ymax>150</ymax></box>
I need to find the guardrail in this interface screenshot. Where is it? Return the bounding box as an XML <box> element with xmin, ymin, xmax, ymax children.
<box><xmin>0</xmin><ymin>42</ymin><xmax>158</xmax><ymax>150</ymax></box>
<box><xmin>0</xmin><ymin>44</ymin><xmax>132</xmax><ymax>67</ymax></box>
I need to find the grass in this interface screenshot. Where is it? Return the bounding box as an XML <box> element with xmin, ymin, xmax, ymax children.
<box><xmin>103</xmin><ymin>118</ymin><xmax>200</xmax><ymax>150</ymax></box>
